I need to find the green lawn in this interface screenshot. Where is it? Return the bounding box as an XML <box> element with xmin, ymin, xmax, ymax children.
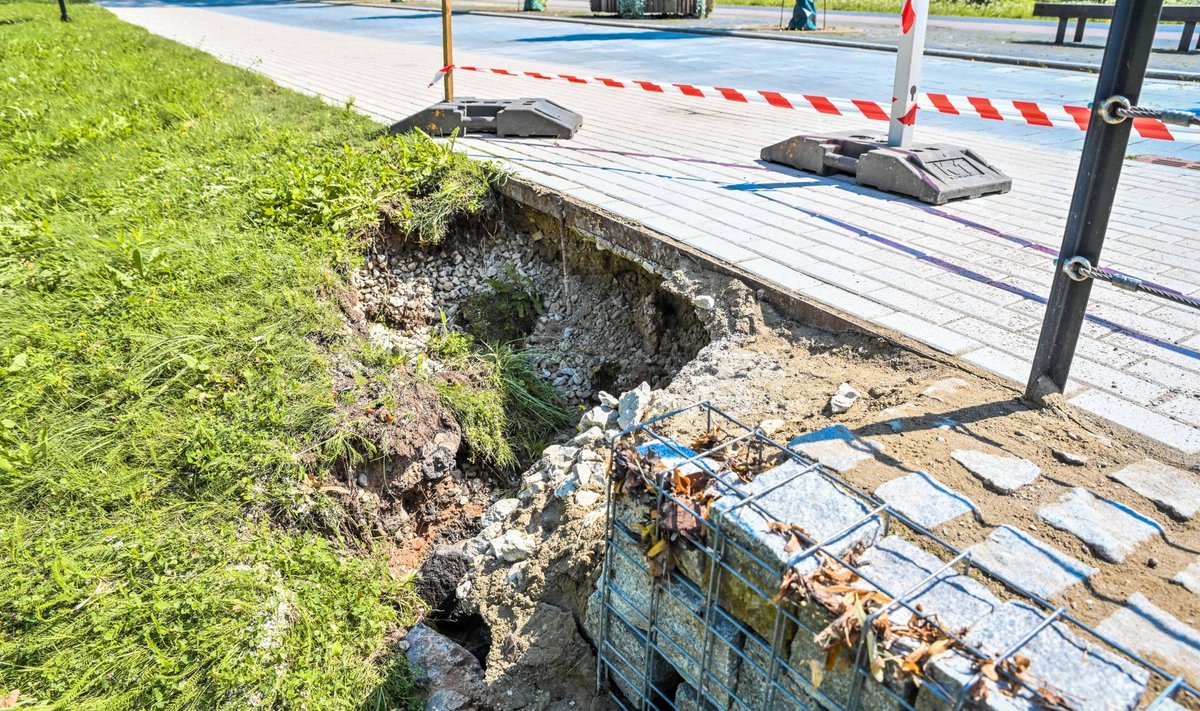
<box><xmin>0</xmin><ymin>2</ymin><xmax>500</xmax><ymax>709</ymax></box>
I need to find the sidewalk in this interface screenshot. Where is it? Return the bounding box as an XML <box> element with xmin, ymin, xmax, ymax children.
<box><xmin>103</xmin><ymin>0</ymin><xmax>1200</xmax><ymax>461</ymax></box>
<box><xmin>377</xmin><ymin>0</ymin><xmax>1200</xmax><ymax>77</ymax></box>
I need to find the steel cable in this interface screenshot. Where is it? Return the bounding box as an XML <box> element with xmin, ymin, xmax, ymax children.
<box><xmin>1063</xmin><ymin>256</ymin><xmax>1200</xmax><ymax>311</ymax></box>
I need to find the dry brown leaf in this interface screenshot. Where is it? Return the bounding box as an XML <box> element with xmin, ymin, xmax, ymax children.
<box><xmin>807</xmin><ymin>659</ymin><xmax>825</xmax><ymax>688</ymax></box>
<box><xmin>980</xmin><ymin>661</ymin><xmax>998</xmax><ymax>681</ymax></box>
<box><xmin>646</xmin><ymin>538</ymin><xmax>668</xmax><ymax>559</ymax></box>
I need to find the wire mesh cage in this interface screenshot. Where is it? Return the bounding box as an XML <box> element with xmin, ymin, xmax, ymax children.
<box><xmin>590</xmin><ymin>401</ymin><xmax>1198</xmax><ymax>711</ymax></box>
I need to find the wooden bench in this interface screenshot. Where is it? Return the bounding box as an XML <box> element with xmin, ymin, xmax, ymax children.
<box><xmin>1032</xmin><ymin>2</ymin><xmax>1200</xmax><ymax>52</ymax></box>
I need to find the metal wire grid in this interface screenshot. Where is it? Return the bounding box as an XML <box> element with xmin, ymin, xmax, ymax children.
<box><xmin>594</xmin><ymin>400</ymin><xmax>1199</xmax><ymax>711</ymax></box>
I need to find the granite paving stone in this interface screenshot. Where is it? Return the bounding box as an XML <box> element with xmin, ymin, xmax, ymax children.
<box><xmin>926</xmin><ymin>601</ymin><xmax>1150</xmax><ymax>711</ymax></box>
<box><xmin>1096</xmin><ymin>593</ymin><xmax>1200</xmax><ymax>686</ymax></box>
<box><xmin>788</xmin><ymin>425</ymin><xmax>885</xmax><ymax>474</ymax></box>
<box><xmin>655</xmin><ymin>573</ymin><xmax>743</xmax><ymax>707</ymax></box>
<box><xmin>707</xmin><ymin>459</ymin><xmax>882</xmax><ymax>638</ymax></box>
<box><xmin>857</xmin><ymin>536</ymin><xmax>1000</xmax><ymax>630</ymax></box>
<box><xmin>969</xmin><ymin>525</ymin><xmax>1097</xmax><ymax>599</ymax></box>
<box><xmin>1037</xmin><ymin>488</ymin><xmax>1162</xmax><ymax>564</ymax></box>
<box><xmin>951</xmin><ymin>449</ymin><xmax>1040</xmax><ymax>494</ymax></box>
<box><xmin>583</xmin><ymin>587</ymin><xmax>678</xmax><ymax>703</ymax></box>
<box><xmin>874</xmin><ymin>471</ymin><xmax>976</xmax><ymax>529</ymax></box>
<box><xmin>1109</xmin><ymin>458</ymin><xmax>1200</xmax><ymax>521</ymax></box>
<box><xmin>1172</xmin><ymin>556</ymin><xmax>1200</xmax><ymax>596</ymax></box>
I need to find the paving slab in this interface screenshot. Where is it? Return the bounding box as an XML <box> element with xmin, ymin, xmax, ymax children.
<box><xmin>788</xmin><ymin>424</ymin><xmax>885</xmax><ymax>474</ymax></box>
<box><xmin>1173</xmin><ymin>556</ymin><xmax>1200</xmax><ymax>596</ymax></box>
<box><xmin>1037</xmin><ymin>488</ymin><xmax>1162</xmax><ymax>564</ymax></box>
<box><xmin>858</xmin><ymin>536</ymin><xmax>1000</xmax><ymax>631</ymax></box>
<box><xmin>874</xmin><ymin>471</ymin><xmax>976</xmax><ymax>529</ymax></box>
<box><xmin>1096</xmin><ymin>592</ymin><xmax>1200</xmax><ymax>686</ymax></box>
<box><xmin>969</xmin><ymin>525</ymin><xmax>1097</xmax><ymax>600</ymax></box>
<box><xmin>926</xmin><ymin>601</ymin><xmax>1150</xmax><ymax>711</ymax></box>
<box><xmin>1109</xmin><ymin>458</ymin><xmax>1200</xmax><ymax>521</ymax></box>
<box><xmin>951</xmin><ymin>449</ymin><xmax>1040</xmax><ymax>494</ymax></box>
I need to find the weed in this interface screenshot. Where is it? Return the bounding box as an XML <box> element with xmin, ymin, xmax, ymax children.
<box><xmin>461</xmin><ymin>264</ymin><xmax>545</xmax><ymax>344</ymax></box>
<box><xmin>427</xmin><ymin>328</ymin><xmax>572</xmax><ymax>469</ymax></box>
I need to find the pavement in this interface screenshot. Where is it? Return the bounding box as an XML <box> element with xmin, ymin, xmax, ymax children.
<box><xmin>100</xmin><ymin>0</ymin><xmax>1200</xmax><ymax>460</ymax></box>
<box><xmin>378</xmin><ymin>0</ymin><xmax>1200</xmax><ymax>76</ymax></box>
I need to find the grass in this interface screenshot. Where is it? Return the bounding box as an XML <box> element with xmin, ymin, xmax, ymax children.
<box><xmin>0</xmin><ymin>2</ymin><xmax>503</xmax><ymax>709</ymax></box>
<box><xmin>426</xmin><ymin>328</ymin><xmax>574</xmax><ymax>470</ymax></box>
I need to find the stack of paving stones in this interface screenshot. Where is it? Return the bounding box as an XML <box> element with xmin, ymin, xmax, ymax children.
<box><xmin>585</xmin><ymin>424</ymin><xmax>1200</xmax><ymax>710</ymax></box>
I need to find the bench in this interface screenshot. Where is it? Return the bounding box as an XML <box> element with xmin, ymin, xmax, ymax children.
<box><xmin>1032</xmin><ymin>2</ymin><xmax>1200</xmax><ymax>52</ymax></box>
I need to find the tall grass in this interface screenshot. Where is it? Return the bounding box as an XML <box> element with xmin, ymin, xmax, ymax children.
<box><xmin>0</xmin><ymin>3</ymin><xmax>494</xmax><ymax>708</ymax></box>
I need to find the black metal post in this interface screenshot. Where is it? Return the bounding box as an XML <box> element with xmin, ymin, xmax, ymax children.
<box><xmin>1024</xmin><ymin>0</ymin><xmax>1163</xmax><ymax>402</ymax></box>
<box><xmin>57</xmin><ymin>0</ymin><xmax>69</xmax><ymax>21</ymax></box>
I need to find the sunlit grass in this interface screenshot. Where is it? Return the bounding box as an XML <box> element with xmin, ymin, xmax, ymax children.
<box><xmin>0</xmin><ymin>2</ymin><xmax>496</xmax><ymax>708</ymax></box>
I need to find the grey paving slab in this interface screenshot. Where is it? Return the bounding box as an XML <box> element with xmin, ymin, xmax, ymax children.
<box><xmin>708</xmin><ymin>459</ymin><xmax>882</xmax><ymax>638</ymax></box>
<box><xmin>787</xmin><ymin>424</ymin><xmax>884</xmax><ymax>474</ymax></box>
<box><xmin>927</xmin><ymin>601</ymin><xmax>1150</xmax><ymax>711</ymax></box>
<box><xmin>857</xmin><ymin>536</ymin><xmax>999</xmax><ymax>631</ymax></box>
<box><xmin>1109</xmin><ymin>458</ymin><xmax>1200</xmax><ymax>521</ymax></box>
<box><xmin>969</xmin><ymin>525</ymin><xmax>1097</xmax><ymax>599</ymax></box>
<box><xmin>951</xmin><ymin>449</ymin><xmax>1040</xmax><ymax>494</ymax></box>
<box><xmin>1173</xmin><ymin>557</ymin><xmax>1200</xmax><ymax>596</ymax></box>
<box><xmin>1037</xmin><ymin>488</ymin><xmax>1162</xmax><ymax>564</ymax></box>
<box><xmin>874</xmin><ymin>471</ymin><xmax>976</xmax><ymax>530</ymax></box>
<box><xmin>1096</xmin><ymin>593</ymin><xmax>1200</xmax><ymax>686</ymax></box>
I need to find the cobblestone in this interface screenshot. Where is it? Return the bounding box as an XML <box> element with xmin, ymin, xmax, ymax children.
<box><xmin>969</xmin><ymin>525</ymin><xmax>1097</xmax><ymax>599</ymax></box>
<box><xmin>787</xmin><ymin>425</ymin><xmax>884</xmax><ymax>474</ymax></box>
<box><xmin>950</xmin><ymin>449</ymin><xmax>1040</xmax><ymax>493</ymax></box>
<box><xmin>1096</xmin><ymin>593</ymin><xmax>1200</xmax><ymax>687</ymax></box>
<box><xmin>1173</xmin><ymin>557</ymin><xmax>1200</xmax><ymax>596</ymax></box>
<box><xmin>927</xmin><ymin>602</ymin><xmax>1150</xmax><ymax>711</ymax></box>
<box><xmin>1109</xmin><ymin>458</ymin><xmax>1200</xmax><ymax>521</ymax></box>
<box><xmin>1037</xmin><ymin>488</ymin><xmax>1161</xmax><ymax>564</ymax></box>
<box><xmin>874</xmin><ymin>471</ymin><xmax>976</xmax><ymax>529</ymax></box>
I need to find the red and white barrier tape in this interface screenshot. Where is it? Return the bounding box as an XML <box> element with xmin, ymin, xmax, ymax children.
<box><xmin>444</xmin><ymin>65</ymin><xmax>1199</xmax><ymax>142</ymax></box>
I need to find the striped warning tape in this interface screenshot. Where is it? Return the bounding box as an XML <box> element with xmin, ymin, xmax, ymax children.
<box><xmin>446</xmin><ymin>64</ymin><xmax>1200</xmax><ymax>142</ymax></box>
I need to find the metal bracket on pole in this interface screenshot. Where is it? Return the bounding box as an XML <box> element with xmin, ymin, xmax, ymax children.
<box><xmin>761</xmin><ymin>0</ymin><xmax>1009</xmax><ymax>204</ymax></box>
<box><xmin>1025</xmin><ymin>0</ymin><xmax>1165</xmax><ymax>403</ymax></box>
<box><xmin>391</xmin><ymin>0</ymin><xmax>582</xmax><ymax>139</ymax></box>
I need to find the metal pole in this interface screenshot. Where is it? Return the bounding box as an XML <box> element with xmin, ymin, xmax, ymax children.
<box><xmin>441</xmin><ymin>0</ymin><xmax>454</xmax><ymax>102</ymax></box>
<box><xmin>887</xmin><ymin>0</ymin><xmax>928</xmax><ymax>147</ymax></box>
<box><xmin>57</xmin><ymin>0</ymin><xmax>70</xmax><ymax>21</ymax></box>
<box><xmin>1025</xmin><ymin>0</ymin><xmax>1164</xmax><ymax>402</ymax></box>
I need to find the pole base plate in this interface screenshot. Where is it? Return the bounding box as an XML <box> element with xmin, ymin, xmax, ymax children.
<box><xmin>761</xmin><ymin>131</ymin><xmax>1011</xmax><ymax>205</ymax></box>
<box><xmin>391</xmin><ymin>97</ymin><xmax>582</xmax><ymax>139</ymax></box>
